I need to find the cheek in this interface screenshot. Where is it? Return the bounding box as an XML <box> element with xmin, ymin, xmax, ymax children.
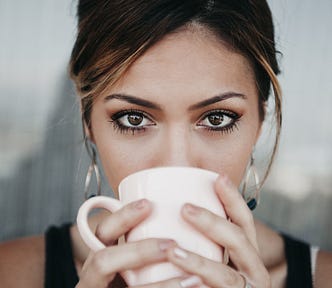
<box><xmin>199</xmin><ymin>139</ymin><xmax>253</xmax><ymax>187</ymax></box>
<box><xmin>99</xmin><ymin>140</ymin><xmax>251</xmax><ymax>194</ymax></box>
<box><xmin>89</xmin><ymin>110</ymin><xmax>148</xmax><ymax>194</ymax></box>
<box><xmin>222</xmin><ymin>141</ymin><xmax>253</xmax><ymax>186</ymax></box>
<box><xmin>95</xmin><ymin>131</ymin><xmax>258</xmax><ymax>194</ymax></box>
<box><xmin>198</xmin><ymin>124</ymin><xmax>259</xmax><ymax>186</ymax></box>
<box><xmin>95</xmin><ymin>136</ymin><xmax>157</xmax><ymax>195</ymax></box>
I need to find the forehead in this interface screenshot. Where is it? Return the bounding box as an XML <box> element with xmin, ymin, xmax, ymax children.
<box><xmin>107</xmin><ymin>29</ymin><xmax>256</xmax><ymax>102</ymax></box>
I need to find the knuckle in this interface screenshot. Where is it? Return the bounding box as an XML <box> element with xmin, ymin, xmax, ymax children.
<box><xmin>95</xmin><ymin>207</ymin><xmax>135</xmax><ymax>244</ymax></box>
<box><xmin>117</xmin><ymin>215</ymin><xmax>133</xmax><ymax>232</ymax></box>
<box><xmin>114</xmin><ymin>206</ymin><xmax>133</xmax><ymax>228</ymax></box>
<box><xmin>201</xmin><ymin>210</ymin><xmax>220</xmax><ymax>232</ymax></box>
<box><xmin>193</xmin><ymin>254</ymin><xmax>206</xmax><ymax>270</ymax></box>
<box><xmin>236</xmin><ymin>229</ymin><xmax>248</xmax><ymax>246</ymax></box>
<box><xmin>80</xmin><ymin>250</ymin><xmax>117</xmax><ymax>287</ymax></box>
<box><xmin>136</xmin><ymin>239</ymin><xmax>160</xmax><ymax>263</ymax></box>
<box><xmin>188</xmin><ymin>255</ymin><xmax>213</xmax><ymax>279</ymax></box>
<box><xmin>229</xmin><ymin>227</ymin><xmax>248</xmax><ymax>250</ymax></box>
<box><xmin>120</xmin><ymin>205</ymin><xmax>139</xmax><ymax>227</ymax></box>
<box><xmin>95</xmin><ymin>223</ymin><xmax>108</xmax><ymax>242</ymax></box>
<box><xmin>95</xmin><ymin>224</ymin><xmax>116</xmax><ymax>246</ymax></box>
<box><xmin>135</xmin><ymin>242</ymin><xmax>149</xmax><ymax>262</ymax></box>
<box><xmin>224</xmin><ymin>270</ymin><xmax>240</xmax><ymax>287</ymax></box>
<box><xmin>90</xmin><ymin>250</ymin><xmax>109</xmax><ymax>276</ymax></box>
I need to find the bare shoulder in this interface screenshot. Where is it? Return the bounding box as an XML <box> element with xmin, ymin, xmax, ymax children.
<box><xmin>315</xmin><ymin>249</ymin><xmax>332</xmax><ymax>288</ymax></box>
<box><xmin>255</xmin><ymin>219</ymin><xmax>332</xmax><ymax>287</ymax></box>
<box><xmin>0</xmin><ymin>235</ymin><xmax>44</xmax><ymax>288</ymax></box>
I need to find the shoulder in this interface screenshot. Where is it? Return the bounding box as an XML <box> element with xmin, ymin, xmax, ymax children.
<box><xmin>315</xmin><ymin>249</ymin><xmax>332</xmax><ymax>288</ymax></box>
<box><xmin>255</xmin><ymin>219</ymin><xmax>332</xmax><ymax>288</ymax></box>
<box><xmin>0</xmin><ymin>235</ymin><xmax>45</xmax><ymax>287</ymax></box>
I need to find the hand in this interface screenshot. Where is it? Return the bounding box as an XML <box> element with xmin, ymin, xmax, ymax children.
<box><xmin>169</xmin><ymin>174</ymin><xmax>270</xmax><ymax>288</ymax></box>
<box><xmin>76</xmin><ymin>199</ymin><xmax>177</xmax><ymax>288</ymax></box>
<box><xmin>151</xmin><ymin>174</ymin><xmax>269</xmax><ymax>288</ymax></box>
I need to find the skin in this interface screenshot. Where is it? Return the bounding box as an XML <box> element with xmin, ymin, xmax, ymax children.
<box><xmin>83</xmin><ymin>28</ymin><xmax>266</xmax><ymax>287</ymax></box>
<box><xmin>0</xmin><ymin>28</ymin><xmax>331</xmax><ymax>287</ymax></box>
<box><xmin>89</xmin><ymin>30</ymin><xmax>260</xmax><ymax>193</ymax></box>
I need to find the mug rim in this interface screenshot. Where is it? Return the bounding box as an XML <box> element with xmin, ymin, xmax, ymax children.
<box><xmin>119</xmin><ymin>166</ymin><xmax>219</xmax><ymax>188</ymax></box>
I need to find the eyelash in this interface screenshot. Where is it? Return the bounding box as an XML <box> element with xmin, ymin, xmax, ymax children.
<box><xmin>109</xmin><ymin>109</ymin><xmax>153</xmax><ymax>135</ymax></box>
<box><xmin>197</xmin><ymin>109</ymin><xmax>240</xmax><ymax>135</ymax></box>
<box><xmin>109</xmin><ymin>109</ymin><xmax>241</xmax><ymax>135</ymax></box>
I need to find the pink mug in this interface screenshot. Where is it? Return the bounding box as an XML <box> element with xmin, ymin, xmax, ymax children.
<box><xmin>77</xmin><ymin>166</ymin><xmax>226</xmax><ymax>286</ymax></box>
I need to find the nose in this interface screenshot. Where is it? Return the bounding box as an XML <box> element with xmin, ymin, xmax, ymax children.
<box><xmin>158</xmin><ymin>124</ymin><xmax>196</xmax><ymax>167</ymax></box>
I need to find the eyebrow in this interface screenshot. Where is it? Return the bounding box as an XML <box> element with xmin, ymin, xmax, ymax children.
<box><xmin>104</xmin><ymin>91</ymin><xmax>246</xmax><ymax>110</ymax></box>
<box><xmin>104</xmin><ymin>93</ymin><xmax>162</xmax><ymax>110</ymax></box>
<box><xmin>188</xmin><ymin>92</ymin><xmax>247</xmax><ymax>111</ymax></box>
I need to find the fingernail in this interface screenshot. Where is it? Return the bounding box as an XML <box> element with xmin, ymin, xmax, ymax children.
<box><xmin>184</xmin><ymin>203</ymin><xmax>200</xmax><ymax>216</ymax></box>
<box><xmin>133</xmin><ymin>199</ymin><xmax>147</xmax><ymax>210</ymax></box>
<box><xmin>173</xmin><ymin>247</ymin><xmax>188</xmax><ymax>259</ymax></box>
<box><xmin>180</xmin><ymin>275</ymin><xmax>202</xmax><ymax>288</ymax></box>
<box><xmin>159</xmin><ymin>240</ymin><xmax>176</xmax><ymax>252</ymax></box>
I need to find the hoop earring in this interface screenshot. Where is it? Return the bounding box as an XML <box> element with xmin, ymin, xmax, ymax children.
<box><xmin>84</xmin><ymin>139</ymin><xmax>101</xmax><ymax>200</ymax></box>
<box><xmin>241</xmin><ymin>154</ymin><xmax>260</xmax><ymax>210</ymax></box>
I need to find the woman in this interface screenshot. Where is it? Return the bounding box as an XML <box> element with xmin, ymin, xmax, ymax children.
<box><xmin>0</xmin><ymin>0</ymin><xmax>331</xmax><ymax>287</ymax></box>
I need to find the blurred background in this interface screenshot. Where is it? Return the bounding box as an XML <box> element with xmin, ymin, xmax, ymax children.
<box><xmin>0</xmin><ymin>0</ymin><xmax>331</xmax><ymax>250</ymax></box>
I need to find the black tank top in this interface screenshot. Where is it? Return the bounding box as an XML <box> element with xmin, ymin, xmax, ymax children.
<box><xmin>44</xmin><ymin>224</ymin><xmax>313</xmax><ymax>287</ymax></box>
<box><xmin>44</xmin><ymin>223</ymin><xmax>125</xmax><ymax>288</ymax></box>
<box><xmin>44</xmin><ymin>224</ymin><xmax>79</xmax><ymax>287</ymax></box>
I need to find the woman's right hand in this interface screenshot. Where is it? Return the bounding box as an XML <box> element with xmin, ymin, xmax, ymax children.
<box><xmin>75</xmin><ymin>199</ymin><xmax>177</xmax><ymax>288</ymax></box>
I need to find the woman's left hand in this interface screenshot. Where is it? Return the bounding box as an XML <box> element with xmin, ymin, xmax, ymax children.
<box><xmin>168</xmin><ymin>175</ymin><xmax>271</xmax><ymax>288</ymax></box>
<box><xmin>165</xmin><ymin>173</ymin><xmax>270</xmax><ymax>288</ymax></box>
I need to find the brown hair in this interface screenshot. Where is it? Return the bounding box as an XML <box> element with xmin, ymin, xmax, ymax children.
<box><xmin>69</xmin><ymin>0</ymin><xmax>282</xmax><ymax>188</ymax></box>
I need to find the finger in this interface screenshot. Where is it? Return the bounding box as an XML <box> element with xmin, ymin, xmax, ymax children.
<box><xmin>181</xmin><ymin>203</ymin><xmax>265</xmax><ymax>278</ymax></box>
<box><xmin>214</xmin><ymin>174</ymin><xmax>258</xmax><ymax>250</ymax></box>
<box><xmin>133</xmin><ymin>275</ymin><xmax>203</xmax><ymax>288</ymax></box>
<box><xmin>80</xmin><ymin>238</ymin><xmax>177</xmax><ymax>287</ymax></box>
<box><xmin>167</xmin><ymin>247</ymin><xmax>245</xmax><ymax>288</ymax></box>
<box><xmin>95</xmin><ymin>199</ymin><xmax>152</xmax><ymax>245</ymax></box>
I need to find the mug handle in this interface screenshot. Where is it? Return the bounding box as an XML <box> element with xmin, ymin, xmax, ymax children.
<box><xmin>77</xmin><ymin>196</ymin><xmax>142</xmax><ymax>285</ymax></box>
<box><xmin>76</xmin><ymin>196</ymin><xmax>123</xmax><ymax>251</ymax></box>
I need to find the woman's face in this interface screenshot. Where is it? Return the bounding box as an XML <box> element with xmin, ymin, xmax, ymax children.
<box><xmin>89</xmin><ymin>29</ymin><xmax>262</xmax><ymax>197</ymax></box>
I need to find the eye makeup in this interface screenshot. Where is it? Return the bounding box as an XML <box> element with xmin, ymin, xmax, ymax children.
<box><xmin>196</xmin><ymin>109</ymin><xmax>241</xmax><ymax>135</ymax></box>
<box><xmin>108</xmin><ymin>107</ymin><xmax>241</xmax><ymax>136</ymax></box>
<box><xmin>108</xmin><ymin>109</ymin><xmax>155</xmax><ymax>135</ymax></box>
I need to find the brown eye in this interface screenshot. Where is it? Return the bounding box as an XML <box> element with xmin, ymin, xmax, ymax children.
<box><xmin>111</xmin><ymin>110</ymin><xmax>155</xmax><ymax>132</ymax></box>
<box><xmin>128</xmin><ymin>114</ymin><xmax>143</xmax><ymax>126</ymax></box>
<box><xmin>197</xmin><ymin>110</ymin><xmax>237</xmax><ymax>131</ymax></box>
<box><xmin>208</xmin><ymin>114</ymin><xmax>223</xmax><ymax>126</ymax></box>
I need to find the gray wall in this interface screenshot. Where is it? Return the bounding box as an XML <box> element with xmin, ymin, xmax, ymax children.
<box><xmin>0</xmin><ymin>0</ymin><xmax>331</xmax><ymax>250</ymax></box>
